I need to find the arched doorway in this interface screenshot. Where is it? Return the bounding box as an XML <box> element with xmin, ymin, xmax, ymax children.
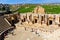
<box><xmin>24</xmin><ymin>18</ymin><xmax>26</xmax><ymax>22</ymax></box>
<box><xmin>49</xmin><ymin>20</ymin><xmax>52</xmax><ymax>25</ymax></box>
<box><xmin>41</xmin><ymin>16</ymin><xmax>44</xmax><ymax>21</ymax></box>
<box><xmin>48</xmin><ymin>17</ymin><xmax>53</xmax><ymax>25</ymax></box>
<box><xmin>35</xmin><ymin>19</ymin><xmax>37</xmax><ymax>23</ymax></box>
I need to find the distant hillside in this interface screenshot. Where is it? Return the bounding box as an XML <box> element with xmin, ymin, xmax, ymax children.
<box><xmin>10</xmin><ymin>4</ymin><xmax>21</xmax><ymax>11</ymax></box>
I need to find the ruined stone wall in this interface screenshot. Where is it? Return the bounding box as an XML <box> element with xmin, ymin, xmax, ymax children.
<box><xmin>19</xmin><ymin>13</ymin><xmax>60</xmax><ymax>26</ymax></box>
<box><xmin>33</xmin><ymin>6</ymin><xmax>45</xmax><ymax>14</ymax></box>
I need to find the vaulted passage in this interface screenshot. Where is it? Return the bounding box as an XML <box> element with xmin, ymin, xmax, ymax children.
<box><xmin>22</xmin><ymin>19</ymin><xmax>24</xmax><ymax>22</ymax></box>
<box><xmin>49</xmin><ymin>20</ymin><xmax>52</xmax><ymax>25</ymax></box>
<box><xmin>21</xmin><ymin>18</ymin><xmax>26</xmax><ymax>22</ymax></box>
<box><xmin>35</xmin><ymin>19</ymin><xmax>37</xmax><ymax>23</ymax></box>
<box><xmin>41</xmin><ymin>16</ymin><xmax>44</xmax><ymax>21</ymax></box>
<box><xmin>24</xmin><ymin>18</ymin><xmax>26</xmax><ymax>22</ymax></box>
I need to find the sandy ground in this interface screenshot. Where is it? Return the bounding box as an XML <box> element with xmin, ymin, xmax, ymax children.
<box><xmin>5</xmin><ymin>22</ymin><xmax>60</xmax><ymax>40</ymax></box>
<box><xmin>5</xmin><ymin>26</ymin><xmax>43</xmax><ymax>40</ymax></box>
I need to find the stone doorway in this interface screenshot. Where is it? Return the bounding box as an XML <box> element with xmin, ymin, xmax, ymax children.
<box><xmin>34</xmin><ymin>19</ymin><xmax>37</xmax><ymax>23</ymax></box>
<box><xmin>21</xmin><ymin>18</ymin><xmax>26</xmax><ymax>22</ymax></box>
<box><xmin>49</xmin><ymin>20</ymin><xmax>52</xmax><ymax>25</ymax></box>
<box><xmin>41</xmin><ymin>16</ymin><xmax>44</xmax><ymax>21</ymax></box>
<box><xmin>24</xmin><ymin>18</ymin><xmax>26</xmax><ymax>22</ymax></box>
<box><xmin>22</xmin><ymin>19</ymin><xmax>24</xmax><ymax>22</ymax></box>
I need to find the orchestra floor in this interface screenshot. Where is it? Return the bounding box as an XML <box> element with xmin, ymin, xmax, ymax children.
<box><xmin>4</xmin><ymin>26</ymin><xmax>43</xmax><ymax>40</ymax></box>
<box><xmin>5</xmin><ymin>23</ymin><xmax>60</xmax><ymax>40</ymax></box>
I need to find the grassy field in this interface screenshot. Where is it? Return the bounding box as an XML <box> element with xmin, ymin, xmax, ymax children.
<box><xmin>18</xmin><ymin>4</ymin><xmax>36</xmax><ymax>13</ymax></box>
<box><xmin>41</xmin><ymin>5</ymin><xmax>60</xmax><ymax>14</ymax></box>
<box><xmin>17</xmin><ymin>4</ymin><xmax>60</xmax><ymax>14</ymax></box>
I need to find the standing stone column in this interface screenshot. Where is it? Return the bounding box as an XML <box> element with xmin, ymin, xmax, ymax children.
<box><xmin>53</xmin><ymin>15</ymin><xmax>56</xmax><ymax>25</ymax></box>
<box><xmin>27</xmin><ymin>14</ymin><xmax>30</xmax><ymax>23</ymax></box>
<box><xmin>20</xmin><ymin>15</ymin><xmax>23</xmax><ymax>24</ymax></box>
<box><xmin>38</xmin><ymin>14</ymin><xmax>41</xmax><ymax>24</ymax></box>
<box><xmin>37</xmin><ymin>14</ymin><xmax>39</xmax><ymax>23</ymax></box>
<box><xmin>46</xmin><ymin>15</ymin><xmax>49</xmax><ymax>26</ymax></box>
<box><xmin>31</xmin><ymin>14</ymin><xmax>33</xmax><ymax>21</ymax></box>
<box><xmin>44</xmin><ymin>15</ymin><xmax>47</xmax><ymax>24</ymax></box>
<box><xmin>55</xmin><ymin>15</ymin><xmax>59</xmax><ymax>25</ymax></box>
<box><xmin>28</xmin><ymin>14</ymin><xmax>33</xmax><ymax>24</ymax></box>
<box><xmin>41</xmin><ymin>14</ymin><xmax>44</xmax><ymax>25</ymax></box>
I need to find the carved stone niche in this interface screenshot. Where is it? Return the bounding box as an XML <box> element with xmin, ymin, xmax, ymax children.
<box><xmin>48</xmin><ymin>17</ymin><xmax>54</xmax><ymax>25</ymax></box>
<box><xmin>23</xmin><ymin>16</ymin><xmax>26</xmax><ymax>22</ymax></box>
<box><xmin>33</xmin><ymin>16</ymin><xmax>38</xmax><ymax>23</ymax></box>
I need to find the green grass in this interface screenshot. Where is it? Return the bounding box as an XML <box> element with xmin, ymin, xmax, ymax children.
<box><xmin>41</xmin><ymin>5</ymin><xmax>60</xmax><ymax>14</ymax></box>
<box><xmin>17</xmin><ymin>4</ymin><xmax>60</xmax><ymax>14</ymax></box>
<box><xmin>18</xmin><ymin>5</ymin><xmax>36</xmax><ymax>13</ymax></box>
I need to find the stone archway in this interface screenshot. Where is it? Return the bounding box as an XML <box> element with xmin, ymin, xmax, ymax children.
<box><xmin>34</xmin><ymin>19</ymin><xmax>37</xmax><ymax>23</ymax></box>
<box><xmin>24</xmin><ymin>18</ymin><xmax>26</xmax><ymax>22</ymax></box>
<box><xmin>49</xmin><ymin>20</ymin><xmax>52</xmax><ymax>25</ymax></box>
<box><xmin>33</xmin><ymin>16</ymin><xmax>38</xmax><ymax>23</ymax></box>
<box><xmin>48</xmin><ymin>17</ymin><xmax>53</xmax><ymax>25</ymax></box>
